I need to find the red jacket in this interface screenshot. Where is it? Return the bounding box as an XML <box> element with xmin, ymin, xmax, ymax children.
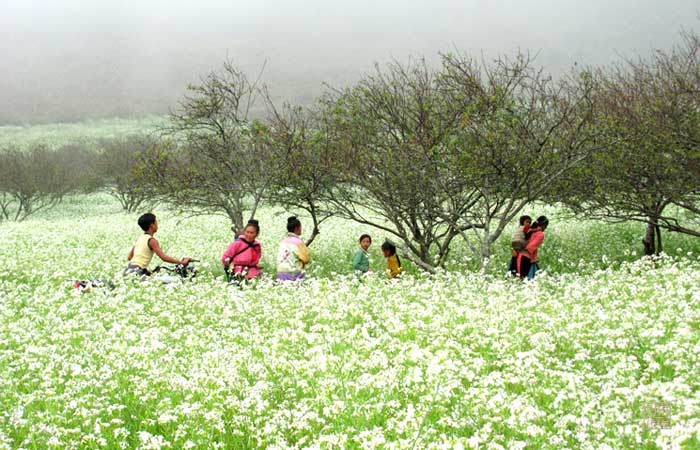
<box><xmin>522</xmin><ymin>230</ymin><xmax>545</xmax><ymax>263</ymax></box>
<box><xmin>222</xmin><ymin>237</ymin><xmax>262</xmax><ymax>279</ymax></box>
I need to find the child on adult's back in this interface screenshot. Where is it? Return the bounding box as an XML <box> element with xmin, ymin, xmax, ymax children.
<box><xmin>125</xmin><ymin>213</ymin><xmax>193</xmax><ymax>277</ymax></box>
<box><xmin>508</xmin><ymin>215</ymin><xmax>531</xmax><ymax>276</ymax></box>
<box><xmin>517</xmin><ymin>215</ymin><xmax>549</xmax><ymax>280</ymax></box>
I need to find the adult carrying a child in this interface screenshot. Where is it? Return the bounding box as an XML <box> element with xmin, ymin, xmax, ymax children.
<box><xmin>517</xmin><ymin>215</ymin><xmax>549</xmax><ymax>280</ymax></box>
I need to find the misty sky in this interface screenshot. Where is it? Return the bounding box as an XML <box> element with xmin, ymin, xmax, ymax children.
<box><xmin>1</xmin><ymin>0</ymin><xmax>699</xmax><ymax>123</ymax></box>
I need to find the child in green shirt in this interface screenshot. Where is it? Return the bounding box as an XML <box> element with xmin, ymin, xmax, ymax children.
<box><xmin>352</xmin><ymin>234</ymin><xmax>372</xmax><ymax>274</ymax></box>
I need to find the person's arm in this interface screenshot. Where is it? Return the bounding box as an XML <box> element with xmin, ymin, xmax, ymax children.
<box><xmin>511</xmin><ymin>228</ymin><xmax>526</xmax><ymax>250</ymax></box>
<box><xmin>252</xmin><ymin>243</ymin><xmax>263</xmax><ymax>268</ymax></box>
<box><xmin>149</xmin><ymin>238</ymin><xmax>191</xmax><ymax>265</ymax></box>
<box><xmin>352</xmin><ymin>250</ymin><xmax>364</xmax><ymax>271</ymax></box>
<box><xmin>127</xmin><ymin>246</ymin><xmax>134</xmax><ymax>261</ymax></box>
<box><xmin>222</xmin><ymin>241</ymin><xmax>238</xmax><ymax>266</ymax></box>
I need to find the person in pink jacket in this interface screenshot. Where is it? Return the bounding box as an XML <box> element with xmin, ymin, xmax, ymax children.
<box><xmin>517</xmin><ymin>216</ymin><xmax>549</xmax><ymax>280</ymax></box>
<box><xmin>222</xmin><ymin>219</ymin><xmax>262</xmax><ymax>280</ymax></box>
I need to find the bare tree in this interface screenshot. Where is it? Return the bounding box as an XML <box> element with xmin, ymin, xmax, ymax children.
<box><xmin>439</xmin><ymin>52</ymin><xmax>598</xmax><ymax>266</ymax></box>
<box><xmin>317</xmin><ymin>53</ymin><xmax>597</xmax><ymax>270</ymax></box>
<box><xmin>0</xmin><ymin>145</ymin><xmax>84</xmax><ymax>221</ymax></box>
<box><xmin>263</xmin><ymin>100</ymin><xmax>338</xmax><ymax>246</ymax></box>
<box><xmin>320</xmin><ymin>58</ymin><xmax>480</xmax><ymax>271</ymax></box>
<box><xmin>556</xmin><ymin>30</ymin><xmax>700</xmax><ymax>255</ymax></box>
<box><xmin>155</xmin><ymin>61</ymin><xmax>274</xmax><ymax>233</ymax></box>
<box><xmin>96</xmin><ymin>134</ymin><xmax>157</xmax><ymax>213</ymax></box>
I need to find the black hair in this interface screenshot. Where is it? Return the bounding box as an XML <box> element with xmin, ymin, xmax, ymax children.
<box><xmin>381</xmin><ymin>240</ymin><xmax>396</xmax><ymax>255</ymax></box>
<box><xmin>519</xmin><ymin>215</ymin><xmax>532</xmax><ymax>226</ymax></box>
<box><xmin>536</xmin><ymin>215</ymin><xmax>549</xmax><ymax>228</ymax></box>
<box><xmin>138</xmin><ymin>213</ymin><xmax>156</xmax><ymax>232</ymax></box>
<box><xmin>286</xmin><ymin>216</ymin><xmax>301</xmax><ymax>233</ymax></box>
<box><xmin>246</xmin><ymin>219</ymin><xmax>260</xmax><ymax>234</ymax></box>
<box><xmin>526</xmin><ymin>215</ymin><xmax>549</xmax><ymax>238</ymax></box>
<box><xmin>381</xmin><ymin>241</ymin><xmax>402</xmax><ymax>267</ymax></box>
<box><xmin>359</xmin><ymin>234</ymin><xmax>372</xmax><ymax>243</ymax></box>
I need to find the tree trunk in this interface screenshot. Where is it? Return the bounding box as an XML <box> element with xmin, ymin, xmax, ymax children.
<box><xmin>305</xmin><ymin>226</ymin><xmax>320</xmax><ymax>247</ymax></box>
<box><xmin>15</xmin><ymin>196</ymin><xmax>27</xmax><ymax>221</ymax></box>
<box><xmin>400</xmin><ymin>247</ymin><xmax>436</xmax><ymax>274</ymax></box>
<box><xmin>435</xmin><ymin>237</ymin><xmax>454</xmax><ymax>268</ymax></box>
<box><xmin>0</xmin><ymin>194</ymin><xmax>10</xmax><ymax>221</ymax></box>
<box><xmin>480</xmin><ymin>239</ymin><xmax>492</xmax><ymax>271</ymax></box>
<box><xmin>305</xmin><ymin>203</ymin><xmax>321</xmax><ymax>247</ymax></box>
<box><xmin>477</xmin><ymin>219</ymin><xmax>493</xmax><ymax>270</ymax></box>
<box><xmin>249</xmin><ymin>194</ymin><xmax>262</xmax><ymax>223</ymax></box>
<box><xmin>642</xmin><ymin>221</ymin><xmax>656</xmax><ymax>256</ymax></box>
<box><xmin>655</xmin><ymin>223</ymin><xmax>663</xmax><ymax>255</ymax></box>
<box><xmin>228</xmin><ymin>209</ymin><xmax>244</xmax><ymax>236</ymax></box>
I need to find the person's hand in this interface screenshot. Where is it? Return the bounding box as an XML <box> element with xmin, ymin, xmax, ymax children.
<box><xmin>181</xmin><ymin>257</ymin><xmax>193</xmax><ymax>265</ymax></box>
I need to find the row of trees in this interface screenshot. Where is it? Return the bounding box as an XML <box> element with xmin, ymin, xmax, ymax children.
<box><xmin>133</xmin><ymin>53</ymin><xmax>597</xmax><ymax>271</ymax></box>
<box><xmin>0</xmin><ymin>135</ymin><xmax>157</xmax><ymax>220</ymax></box>
<box><xmin>2</xmin><ymin>31</ymin><xmax>699</xmax><ymax>270</ymax></box>
<box><xmin>553</xmin><ymin>31</ymin><xmax>700</xmax><ymax>255</ymax></box>
<box><xmin>148</xmin><ymin>35</ymin><xmax>699</xmax><ymax>269</ymax></box>
<box><xmin>0</xmin><ymin>145</ymin><xmax>92</xmax><ymax>221</ymax></box>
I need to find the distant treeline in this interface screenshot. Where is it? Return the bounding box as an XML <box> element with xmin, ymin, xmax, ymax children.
<box><xmin>2</xmin><ymin>31</ymin><xmax>699</xmax><ymax>270</ymax></box>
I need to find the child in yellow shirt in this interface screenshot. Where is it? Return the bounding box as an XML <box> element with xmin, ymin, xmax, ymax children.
<box><xmin>381</xmin><ymin>240</ymin><xmax>402</xmax><ymax>278</ymax></box>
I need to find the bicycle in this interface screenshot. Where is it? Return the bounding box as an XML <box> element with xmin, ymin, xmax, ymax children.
<box><xmin>152</xmin><ymin>259</ymin><xmax>200</xmax><ymax>282</ymax></box>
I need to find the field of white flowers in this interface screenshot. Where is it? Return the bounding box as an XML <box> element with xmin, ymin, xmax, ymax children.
<box><xmin>1</xmin><ymin>194</ymin><xmax>699</xmax><ymax>449</ymax></box>
<box><xmin>0</xmin><ymin>117</ymin><xmax>165</xmax><ymax>150</ymax></box>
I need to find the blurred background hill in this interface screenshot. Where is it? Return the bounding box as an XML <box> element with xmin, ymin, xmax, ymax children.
<box><xmin>1</xmin><ymin>0</ymin><xmax>699</xmax><ymax>124</ymax></box>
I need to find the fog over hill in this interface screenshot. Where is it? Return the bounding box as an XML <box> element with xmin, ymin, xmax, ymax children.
<box><xmin>1</xmin><ymin>0</ymin><xmax>698</xmax><ymax>124</ymax></box>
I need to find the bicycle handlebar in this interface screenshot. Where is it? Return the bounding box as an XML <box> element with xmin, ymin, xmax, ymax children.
<box><xmin>153</xmin><ymin>260</ymin><xmax>199</xmax><ymax>279</ymax></box>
